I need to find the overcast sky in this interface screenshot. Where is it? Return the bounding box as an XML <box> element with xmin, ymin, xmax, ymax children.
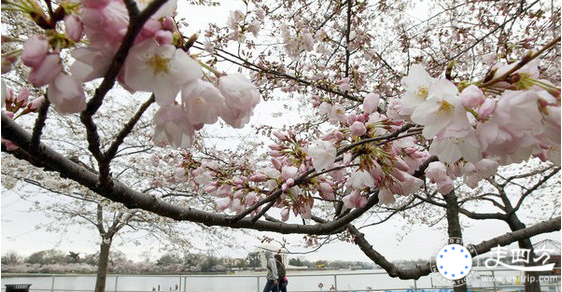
<box><xmin>1</xmin><ymin>0</ymin><xmax>560</xmax><ymax>265</ymax></box>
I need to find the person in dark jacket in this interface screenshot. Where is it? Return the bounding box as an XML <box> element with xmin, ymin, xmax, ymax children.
<box><xmin>275</xmin><ymin>254</ymin><xmax>288</xmax><ymax>292</ymax></box>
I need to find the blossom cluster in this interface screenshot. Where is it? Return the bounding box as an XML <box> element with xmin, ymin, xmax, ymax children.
<box><xmin>3</xmin><ymin>0</ymin><xmax>260</xmax><ymax>148</ymax></box>
<box><xmin>189</xmin><ymin>60</ymin><xmax>560</xmax><ymax>219</ymax></box>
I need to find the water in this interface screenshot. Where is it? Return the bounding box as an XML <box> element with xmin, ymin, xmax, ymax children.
<box><xmin>1</xmin><ymin>269</ymin><xmax>559</xmax><ymax>292</ymax></box>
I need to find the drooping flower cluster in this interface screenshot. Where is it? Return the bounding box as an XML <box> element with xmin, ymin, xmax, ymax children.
<box><xmin>4</xmin><ymin>0</ymin><xmax>260</xmax><ymax>148</ymax></box>
<box><xmin>397</xmin><ymin>63</ymin><xmax>560</xmax><ymax>165</ymax></box>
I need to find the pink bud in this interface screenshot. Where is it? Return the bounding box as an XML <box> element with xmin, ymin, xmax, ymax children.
<box><xmin>271</xmin><ymin>157</ymin><xmax>282</xmax><ymax>170</ymax></box>
<box><xmin>285</xmin><ymin>178</ymin><xmax>295</xmax><ymax>187</ymax></box>
<box><xmin>15</xmin><ymin>88</ymin><xmax>29</xmax><ymax>107</ymax></box>
<box><xmin>161</xmin><ymin>17</ymin><xmax>177</xmax><ymax>31</ymax></box>
<box><xmin>334</xmin><ymin>130</ymin><xmax>345</xmax><ymax>140</ymax></box>
<box><xmin>346</xmin><ymin>114</ymin><xmax>358</xmax><ymax>125</ymax></box>
<box><xmin>249</xmin><ymin>173</ymin><xmax>268</xmax><ymax>182</ymax></box>
<box><xmin>460</xmin><ymin>85</ymin><xmax>485</xmax><ymax>108</ymax></box>
<box><xmin>273</xmin><ymin>131</ymin><xmax>287</xmax><ymax>141</ymax></box>
<box><xmin>21</xmin><ymin>35</ymin><xmax>49</xmax><ymax>68</ymax></box>
<box><xmin>318</xmin><ymin>182</ymin><xmax>334</xmax><ymax>200</ymax></box>
<box><xmin>394</xmin><ymin>157</ymin><xmax>410</xmax><ymax>172</ymax></box>
<box><xmin>350</xmin><ymin>121</ymin><xmax>367</xmax><ymax>136</ymax></box>
<box><xmin>343</xmin><ymin>153</ymin><xmax>352</xmax><ymax>166</ymax></box>
<box><xmin>477</xmin><ymin>99</ymin><xmax>496</xmax><ymax>120</ymax></box>
<box><xmin>64</xmin><ymin>15</ymin><xmax>83</xmax><ymax>42</ymax></box>
<box><xmin>269</xmin><ymin>150</ymin><xmax>283</xmax><ymax>157</ymax></box>
<box><xmin>155</xmin><ymin>30</ymin><xmax>173</xmax><ymax>45</ymax></box>
<box><xmin>280</xmin><ymin>208</ymin><xmax>290</xmax><ymax>222</ymax></box>
<box><xmin>363</xmin><ymin>93</ymin><xmax>380</xmax><ymax>114</ymax></box>
<box><xmin>28</xmin><ymin>54</ymin><xmax>63</xmax><ymax>87</ymax></box>
<box><xmin>356</xmin><ymin>114</ymin><xmax>368</xmax><ymax>123</ymax></box>
<box><xmin>268</xmin><ymin>144</ymin><xmax>282</xmax><ymax>150</ymax></box>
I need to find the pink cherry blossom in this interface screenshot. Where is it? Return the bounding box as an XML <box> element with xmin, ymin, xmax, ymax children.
<box><xmin>342</xmin><ymin>190</ymin><xmax>367</xmax><ymax>209</ymax></box>
<box><xmin>429</xmin><ymin>130</ymin><xmax>482</xmax><ymax>163</ymax></box>
<box><xmin>181</xmin><ymin>80</ymin><xmax>225</xmax><ymax>126</ymax></box>
<box><xmin>21</xmin><ymin>35</ymin><xmax>49</xmax><ymax>67</ymax></box>
<box><xmin>410</xmin><ymin>79</ymin><xmax>470</xmax><ymax>138</ymax></box>
<box><xmin>47</xmin><ymin>73</ymin><xmax>87</xmax><ymax>114</ymax></box>
<box><xmin>318</xmin><ymin>182</ymin><xmax>335</xmax><ymax>200</ymax></box>
<box><xmin>124</xmin><ymin>39</ymin><xmax>202</xmax><ymax>106</ymax></box>
<box><xmin>378</xmin><ymin>189</ymin><xmax>395</xmax><ymax>205</ymax></box>
<box><xmin>363</xmin><ymin>93</ymin><xmax>380</xmax><ymax>114</ymax></box>
<box><xmin>459</xmin><ymin>85</ymin><xmax>485</xmax><ymax>108</ymax></box>
<box><xmin>70</xmin><ymin>44</ymin><xmax>117</xmax><ymax>82</ymax></box>
<box><xmin>218</xmin><ymin>73</ymin><xmax>261</xmax><ymax>128</ymax></box>
<box><xmin>307</xmin><ymin>140</ymin><xmax>336</xmax><ymax>171</ymax></box>
<box><xmin>153</xmin><ymin>104</ymin><xmax>195</xmax><ymax>148</ymax></box>
<box><xmin>64</xmin><ymin>15</ymin><xmax>83</xmax><ymax>42</ymax></box>
<box><xmin>400</xmin><ymin>64</ymin><xmax>436</xmax><ymax>115</ymax></box>
<box><xmin>350</xmin><ymin>121</ymin><xmax>367</xmax><ymax>136</ymax></box>
<box><xmin>347</xmin><ymin>170</ymin><xmax>375</xmax><ymax>190</ymax></box>
<box><xmin>28</xmin><ymin>54</ymin><xmax>63</xmax><ymax>87</ymax></box>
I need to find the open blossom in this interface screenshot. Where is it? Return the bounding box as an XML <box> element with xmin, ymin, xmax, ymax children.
<box><xmin>328</xmin><ymin>104</ymin><xmax>346</xmax><ymax>123</ymax></box>
<box><xmin>124</xmin><ymin>39</ymin><xmax>202</xmax><ymax>106</ymax></box>
<box><xmin>218</xmin><ymin>73</ymin><xmax>260</xmax><ymax>128</ymax></box>
<box><xmin>71</xmin><ymin>44</ymin><xmax>117</xmax><ymax>82</ymax></box>
<box><xmin>425</xmin><ymin>161</ymin><xmax>455</xmax><ymax>194</ymax></box>
<box><xmin>153</xmin><ymin>104</ymin><xmax>194</xmax><ymax>148</ymax></box>
<box><xmin>400</xmin><ymin>64</ymin><xmax>436</xmax><ymax>115</ymax></box>
<box><xmin>429</xmin><ymin>130</ymin><xmax>482</xmax><ymax>163</ymax></box>
<box><xmin>347</xmin><ymin>170</ymin><xmax>375</xmax><ymax>190</ymax></box>
<box><xmin>342</xmin><ymin>190</ymin><xmax>367</xmax><ymax>209</ymax></box>
<box><xmin>411</xmin><ymin>79</ymin><xmax>470</xmax><ymax>138</ymax></box>
<box><xmin>307</xmin><ymin>140</ymin><xmax>336</xmax><ymax>171</ymax></box>
<box><xmin>47</xmin><ymin>73</ymin><xmax>87</xmax><ymax>114</ymax></box>
<box><xmin>181</xmin><ymin>80</ymin><xmax>225</xmax><ymax>126</ymax></box>
<box><xmin>28</xmin><ymin>54</ymin><xmax>63</xmax><ymax>87</ymax></box>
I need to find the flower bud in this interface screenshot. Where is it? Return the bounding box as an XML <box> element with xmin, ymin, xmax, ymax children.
<box><xmin>350</xmin><ymin>121</ymin><xmax>367</xmax><ymax>136</ymax></box>
<box><xmin>21</xmin><ymin>35</ymin><xmax>49</xmax><ymax>68</ymax></box>
<box><xmin>363</xmin><ymin>93</ymin><xmax>380</xmax><ymax>114</ymax></box>
<box><xmin>460</xmin><ymin>85</ymin><xmax>485</xmax><ymax>108</ymax></box>
<box><xmin>64</xmin><ymin>15</ymin><xmax>83</xmax><ymax>42</ymax></box>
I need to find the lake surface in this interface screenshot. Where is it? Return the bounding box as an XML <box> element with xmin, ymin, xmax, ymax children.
<box><xmin>2</xmin><ymin>269</ymin><xmax>559</xmax><ymax>292</ymax></box>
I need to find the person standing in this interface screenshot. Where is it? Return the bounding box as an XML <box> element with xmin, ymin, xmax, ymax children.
<box><xmin>275</xmin><ymin>254</ymin><xmax>288</xmax><ymax>292</ymax></box>
<box><xmin>263</xmin><ymin>251</ymin><xmax>279</xmax><ymax>292</ymax></box>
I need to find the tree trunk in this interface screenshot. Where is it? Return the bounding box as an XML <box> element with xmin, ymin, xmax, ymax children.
<box><xmin>443</xmin><ymin>191</ymin><xmax>468</xmax><ymax>292</ymax></box>
<box><xmin>95</xmin><ymin>238</ymin><xmax>112</xmax><ymax>292</ymax></box>
<box><xmin>507</xmin><ymin>214</ymin><xmax>541</xmax><ymax>292</ymax></box>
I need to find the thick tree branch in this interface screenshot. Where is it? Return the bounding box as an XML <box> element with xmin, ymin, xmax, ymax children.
<box><xmin>348</xmin><ymin>216</ymin><xmax>560</xmax><ymax>280</ymax></box>
<box><xmin>1</xmin><ymin>112</ymin><xmax>385</xmax><ymax>235</ymax></box>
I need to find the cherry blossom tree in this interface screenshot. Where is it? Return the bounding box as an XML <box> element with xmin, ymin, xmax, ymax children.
<box><xmin>1</xmin><ymin>0</ymin><xmax>560</xmax><ymax>291</ymax></box>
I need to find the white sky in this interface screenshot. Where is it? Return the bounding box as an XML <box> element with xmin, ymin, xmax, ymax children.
<box><xmin>1</xmin><ymin>0</ymin><xmax>560</xmax><ymax>265</ymax></box>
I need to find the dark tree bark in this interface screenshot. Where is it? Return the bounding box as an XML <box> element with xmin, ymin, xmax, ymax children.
<box><xmin>95</xmin><ymin>237</ymin><xmax>112</xmax><ymax>292</ymax></box>
<box><xmin>444</xmin><ymin>191</ymin><xmax>468</xmax><ymax>292</ymax></box>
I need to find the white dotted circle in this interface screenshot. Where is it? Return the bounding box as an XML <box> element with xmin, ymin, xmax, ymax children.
<box><xmin>435</xmin><ymin>244</ymin><xmax>473</xmax><ymax>280</ymax></box>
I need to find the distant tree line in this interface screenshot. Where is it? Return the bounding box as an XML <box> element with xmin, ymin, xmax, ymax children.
<box><xmin>1</xmin><ymin>250</ymin><xmax>376</xmax><ymax>274</ymax></box>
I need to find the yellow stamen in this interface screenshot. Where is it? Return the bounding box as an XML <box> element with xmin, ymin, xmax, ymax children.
<box><xmin>436</xmin><ymin>100</ymin><xmax>454</xmax><ymax>116</ymax></box>
<box><xmin>416</xmin><ymin>85</ymin><xmax>429</xmax><ymax>99</ymax></box>
<box><xmin>147</xmin><ymin>55</ymin><xmax>170</xmax><ymax>75</ymax></box>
